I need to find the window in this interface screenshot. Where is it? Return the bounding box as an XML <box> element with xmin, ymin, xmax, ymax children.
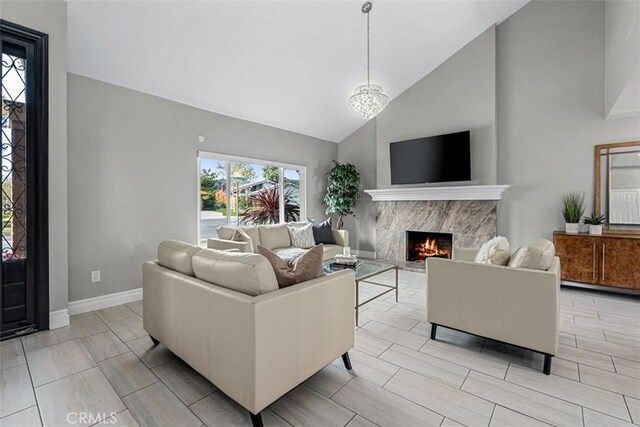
<box><xmin>198</xmin><ymin>152</ymin><xmax>306</xmax><ymax>245</ymax></box>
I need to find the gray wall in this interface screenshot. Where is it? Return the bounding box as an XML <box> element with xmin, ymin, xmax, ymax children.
<box><xmin>2</xmin><ymin>0</ymin><xmax>69</xmax><ymax>313</ymax></box>
<box><xmin>67</xmin><ymin>74</ymin><xmax>337</xmax><ymax>302</ymax></box>
<box><xmin>497</xmin><ymin>0</ymin><xmax>640</xmax><ymax>246</ymax></box>
<box><xmin>376</xmin><ymin>26</ymin><xmax>497</xmax><ymax>189</ymax></box>
<box><xmin>337</xmin><ymin>121</ymin><xmax>377</xmax><ymax>254</ymax></box>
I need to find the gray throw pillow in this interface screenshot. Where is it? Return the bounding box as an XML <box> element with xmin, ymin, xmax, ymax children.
<box><xmin>312</xmin><ymin>218</ymin><xmax>336</xmax><ymax>245</ymax></box>
<box><xmin>257</xmin><ymin>244</ymin><xmax>325</xmax><ymax>288</ymax></box>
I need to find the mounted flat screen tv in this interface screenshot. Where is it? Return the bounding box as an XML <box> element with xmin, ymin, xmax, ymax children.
<box><xmin>390</xmin><ymin>130</ymin><xmax>471</xmax><ymax>184</ymax></box>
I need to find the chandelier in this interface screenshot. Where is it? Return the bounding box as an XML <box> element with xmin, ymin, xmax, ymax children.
<box><xmin>349</xmin><ymin>1</ymin><xmax>388</xmax><ymax>120</ymax></box>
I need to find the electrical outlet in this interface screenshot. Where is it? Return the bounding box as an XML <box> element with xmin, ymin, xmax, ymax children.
<box><xmin>91</xmin><ymin>270</ymin><xmax>101</xmax><ymax>283</ymax></box>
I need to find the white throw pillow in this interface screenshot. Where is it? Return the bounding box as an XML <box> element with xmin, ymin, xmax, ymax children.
<box><xmin>475</xmin><ymin>236</ymin><xmax>511</xmax><ymax>266</ymax></box>
<box><xmin>288</xmin><ymin>224</ymin><xmax>315</xmax><ymax>249</ymax></box>
<box><xmin>508</xmin><ymin>239</ymin><xmax>555</xmax><ymax>271</ymax></box>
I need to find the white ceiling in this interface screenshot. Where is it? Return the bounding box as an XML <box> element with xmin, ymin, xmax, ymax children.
<box><xmin>67</xmin><ymin>0</ymin><xmax>527</xmax><ymax>142</ymax></box>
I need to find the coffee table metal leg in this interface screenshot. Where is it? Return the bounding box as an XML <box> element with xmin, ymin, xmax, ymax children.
<box><xmin>395</xmin><ymin>267</ymin><xmax>399</xmax><ymax>302</ymax></box>
<box><xmin>356</xmin><ymin>279</ymin><xmax>360</xmax><ymax>326</ymax></box>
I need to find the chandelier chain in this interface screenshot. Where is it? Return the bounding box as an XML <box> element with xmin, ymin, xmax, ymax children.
<box><xmin>367</xmin><ymin>8</ymin><xmax>370</xmax><ymax>87</ymax></box>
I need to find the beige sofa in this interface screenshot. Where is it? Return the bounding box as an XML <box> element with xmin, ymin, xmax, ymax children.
<box><xmin>426</xmin><ymin>251</ymin><xmax>560</xmax><ymax>375</ymax></box>
<box><xmin>143</xmin><ymin>241</ymin><xmax>355</xmax><ymax>426</ymax></box>
<box><xmin>207</xmin><ymin>223</ymin><xmax>348</xmax><ymax>261</ymax></box>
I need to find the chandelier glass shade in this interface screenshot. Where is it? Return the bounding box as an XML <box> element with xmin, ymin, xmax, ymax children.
<box><xmin>350</xmin><ymin>1</ymin><xmax>388</xmax><ymax>120</ymax></box>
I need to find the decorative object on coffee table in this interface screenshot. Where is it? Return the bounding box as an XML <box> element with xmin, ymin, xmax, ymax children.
<box><xmin>561</xmin><ymin>191</ymin><xmax>585</xmax><ymax>233</ymax></box>
<box><xmin>324</xmin><ymin>161</ymin><xmax>361</xmax><ymax>229</ymax></box>
<box><xmin>583</xmin><ymin>213</ymin><xmax>605</xmax><ymax>235</ymax></box>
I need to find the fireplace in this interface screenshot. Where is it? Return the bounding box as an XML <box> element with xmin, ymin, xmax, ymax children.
<box><xmin>406</xmin><ymin>231</ymin><xmax>453</xmax><ymax>263</ymax></box>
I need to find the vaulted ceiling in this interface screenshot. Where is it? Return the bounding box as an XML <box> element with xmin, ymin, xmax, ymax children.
<box><xmin>67</xmin><ymin>1</ymin><xmax>527</xmax><ymax>142</ymax></box>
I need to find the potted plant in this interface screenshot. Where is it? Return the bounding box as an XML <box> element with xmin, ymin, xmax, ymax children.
<box><xmin>583</xmin><ymin>213</ymin><xmax>606</xmax><ymax>235</ymax></box>
<box><xmin>561</xmin><ymin>191</ymin><xmax>585</xmax><ymax>233</ymax></box>
<box><xmin>324</xmin><ymin>161</ymin><xmax>361</xmax><ymax>230</ymax></box>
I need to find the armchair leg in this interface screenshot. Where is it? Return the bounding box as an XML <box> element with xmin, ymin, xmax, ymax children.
<box><xmin>149</xmin><ymin>335</ymin><xmax>159</xmax><ymax>346</ymax></box>
<box><xmin>341</xmin><ymin>352</ymin><xmax>352</xmax><ymax>370</ymax></box>
<box><xmin>430</xmin><ymin>324</ymin><xmax>438</xmax><ymax>340</ymax></box>
<box><xmin>543</xmin><ymin>354</ymin><xmax>552</xmax><ymax>375</ymax></box>
<box><xmin>250</xmin><ymin>412</ymin><xmax>263</xmax><ymax>427</ymax></box>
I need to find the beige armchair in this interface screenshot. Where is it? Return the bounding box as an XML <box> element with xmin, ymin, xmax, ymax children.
<box><xmin>426</xmin><ymin>253</ymin><xmax>560</xmax><ymax>375</ymax></box>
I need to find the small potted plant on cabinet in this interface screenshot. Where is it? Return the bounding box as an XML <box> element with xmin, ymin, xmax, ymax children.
<box><xmin>561</xmin><ymin>191</ymin><xmax>585</xmax><ymax>233</ymax></box>
<box><xmin>583</xmin><ymin>213</ymin><xmax>605</xmax><ymax>235</ymax></box>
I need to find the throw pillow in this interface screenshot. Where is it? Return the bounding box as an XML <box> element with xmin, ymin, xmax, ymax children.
<box><xmin>312</xmin><ymin>218</ymin><xmax>336</xmax><ymax>245</ymax></box>
<box><xmin>257</xmin><ymin>244</ymin><xmax>324</xmax><ymax>288</ymax></box>
<box><xmin>475</xmin><ymin>236</ymin><xmax>511</xmax><ymax>266</ymax></box>
<box><xmin>288</xmin><ymin>224</ymin><xmax>315</xmax><ymax>249</ymax></box>
<box><xmin>508</xmin><ymin>239</ymin><xmax>555</xmax><ymax>270</ymax></box>
<box><xmin>232</xmin><ymin>229</ymin><xmax>253</xmax><ymax>252</ymax></box>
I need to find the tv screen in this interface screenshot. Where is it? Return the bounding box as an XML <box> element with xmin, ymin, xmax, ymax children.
<box><xmin>390</xmin><ymin>130</ymin><xmax>471</xmax><ymax>184</ymax></box>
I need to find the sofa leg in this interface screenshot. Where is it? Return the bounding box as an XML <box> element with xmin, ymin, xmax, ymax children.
<box><xmin>149</xmin><ymin>335</ymin><xmax>159</xmax><ymax>346</ymax></box>
<box><xmin>543</xmin><ymin>354</ymin><xmax>552</xmax><ymax>375</ymax></box>
<box><xmin>250</xmin><ymin>412</ymin><xmax>263</xmax><ymax>427</ymax></box>
<box><xmin>430</xmin><ymin>324</ymin><xmax>438</xmax><ymax>340</ymax></box>
<box><xmin>341</xmin><ymin>352</ymin><xmax>352</xmax><ymax>370</ymax></box>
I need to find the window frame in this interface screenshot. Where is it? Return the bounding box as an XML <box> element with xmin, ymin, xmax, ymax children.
<box><xmin>196</xmin><ymin>150</ymin><xmax>307</xmax><ymax>245</ymax></box>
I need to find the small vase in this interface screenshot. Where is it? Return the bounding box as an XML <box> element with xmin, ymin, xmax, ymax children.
<box><xmin>565</xmin><ymin>223</ymin><xmax>580</xmax><ymax>233</ymax></box>
<box><xmin>589</xmin><ymin>224</ymin><xmax>602</xmax><ymax>235</ymax></box>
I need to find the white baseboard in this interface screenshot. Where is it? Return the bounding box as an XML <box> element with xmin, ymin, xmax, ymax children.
<box><xmin>355</xmin><ymin>250</ymin><xmax>376</xmax><ymax>259</ymax></box>
<box><xmin>68</xmin><ymin>288</ymin><xmax>143</xmax><ymax>316</ymax></box>
<box><xmin>49</xmin><ymin>309</ymin><xmax>70</xmax><ymax>329</ymax></box>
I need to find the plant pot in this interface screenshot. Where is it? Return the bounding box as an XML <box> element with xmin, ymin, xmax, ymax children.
<box><xmin>589</xmin><ymin>224</ymin><xmax>603</xmax><ymax>235</ymax></box>
<box><xmin>565</xmin><ymin>223</ymin><xmax>580</xmax><ymax>233</ymax></box>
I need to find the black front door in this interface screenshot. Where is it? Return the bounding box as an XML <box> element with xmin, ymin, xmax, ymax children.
<box><xmin>0</xmin><ymin>20</ymin><xmax>49</xmax><ymax>340</ymax></box>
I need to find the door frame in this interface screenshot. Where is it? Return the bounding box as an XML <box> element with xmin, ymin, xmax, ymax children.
<box><xmin>1</xmin><ymin>19</ymin><xmax>49</xmax><ymax>335</ymax></box>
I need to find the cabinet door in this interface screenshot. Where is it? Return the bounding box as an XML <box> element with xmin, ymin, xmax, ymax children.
<box><xmin>600</xmin><ymin>238</ymin><xmax>637</xmax><ymax>289</ymax></box>
<box><xmin>554</xmin><ymin>235</ymin><xmax>599</xmax><ymax>285</ymax></box>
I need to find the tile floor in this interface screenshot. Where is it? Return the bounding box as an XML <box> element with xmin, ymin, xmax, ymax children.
<box><xmin>1</xmin><ymin>270</ymin><xmax>639</xmax><ymax>427</ymax></box>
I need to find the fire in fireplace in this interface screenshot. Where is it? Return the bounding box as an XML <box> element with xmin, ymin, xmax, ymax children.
<box><xmin>406</xmin><ymin>231</ymin><xmax>453</xmax><ymax>263</ymax></box>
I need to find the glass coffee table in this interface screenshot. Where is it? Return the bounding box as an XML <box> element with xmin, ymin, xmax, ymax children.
<box><xmin>324</xmin><ymin>259</ymin><xmax>398</xmax><ymax>326</ymax></box>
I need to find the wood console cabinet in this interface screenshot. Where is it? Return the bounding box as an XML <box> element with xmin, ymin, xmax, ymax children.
<box><xmin>553</xmin><ymin>231</ymin><xmax>640</xmax><ymax>291</ymax></box>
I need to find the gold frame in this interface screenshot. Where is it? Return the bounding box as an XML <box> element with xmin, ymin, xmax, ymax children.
<box><xmin>594</xmin><ymin>140</ymin><xmax>640</xmax><ymax>230</ymax></box>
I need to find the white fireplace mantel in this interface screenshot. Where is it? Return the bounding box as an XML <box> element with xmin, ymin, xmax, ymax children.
<box><xmin>364</xmin><ymin>185</ymin><xmax>510</xmax><ymax>202</ymax></box>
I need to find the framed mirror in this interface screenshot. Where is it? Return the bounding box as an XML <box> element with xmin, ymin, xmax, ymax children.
<box><xmin>595</xmin><ymin>141</ymin><xmax>640</xmax><ymax>228</ymax></box>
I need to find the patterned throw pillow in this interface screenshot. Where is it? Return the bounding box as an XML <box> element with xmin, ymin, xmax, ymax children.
<box><xmin>288</xmin><ymin>224</ymin><xmax>315</xmax><ymax>249</ymax></box>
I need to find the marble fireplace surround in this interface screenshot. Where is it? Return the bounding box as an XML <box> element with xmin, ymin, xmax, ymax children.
<box><xmin>374</xmin><ymin>200</ymin><xmax>497</xmax><ymax>263</ymax></box>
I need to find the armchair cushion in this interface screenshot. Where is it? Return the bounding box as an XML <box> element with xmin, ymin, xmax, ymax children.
<box><xmin>508</xmin><ymin>239</ymin><xmax>555</xmax><ymax>271</ymax></box>
<box><xmin>475</xmin><ymin>236</ymin><xmax>510</xmax><ymax>266</ymax></box>
<box><xmin>157</xmin><ymin>240</ymin><xmax>201</xmax><ymax>277</ymax></box>
<box><xmin>257</xmin><ymin>244</ymin><xmax>324</xmax><ymax>287</ymax></box>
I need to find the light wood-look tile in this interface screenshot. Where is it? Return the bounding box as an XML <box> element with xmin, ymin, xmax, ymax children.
<box><xmin>613</xmin><ymin>357</ymin><xmax>640</xmax><ymax>379</ymax></box>
<box><xmin>440</xmin><ymin>419</ymin><xmax>465</xmax><ymax>427</ymax></box>
<box><xmin>108</xmin><ymin>316</ymin><xmax>147</xmax><ymax>343</ymax></box>
<box><xmin>583</xmin><ymin>408</ymin><xmax>636</xmax><ymax>427</ymax></box>
<box><xmin>505</xmin><ymin>363</ymin><xmax>630</xmax><ymax>421</ymax></box>
<box><xmin>416</xmin><ymin>324</ymin><xmax>487</xmax><ymax>350</ymax></box>
<box><xmin>559</xmin><ymin>332</ymin><xmax>577</xmax><ymax>347</ymax></box>
<box><xmin>605</xmin><ymin>330</ymin><xmax>640</xmax><ymax>346</ymax></box>
<box><xmin>95</xmin><ymin>306</ymin><xmax>137</xmax><ymax>323</ymax></box>
<box><xmin>354</xmin><ymin>330</ymin><xmax>392</xmax><ymax>357</ymax></box>
<box><xmin>0</xmin><ymin>338</ymin><xmax>25</xmax><ymax>371</ymax></box>
<box><xmin>303</xmin><ymin>364</ymin><xmax>354</xmax><ymax>397</ymax></box>
<box><xmin>190</xmin><ymin>391</ymin><xmax>287</xmax><ymax>427</ymax></box>
<box><xmin>556</xmin><ymin>344</ymin><xmax>616</xmax><ymax>371</ymax></box>
<box><xmin>26</xmin><ymin>339</ymin><xmax>96</xmax><ymax>387</ymax></box>
<box><xmin>462</xmin><ymin>370</ymin><xmax>583</xmax><ymax>427</ymax></box>
<box><xmin>489</xmin><ymin>406</ymin><xmax>549</xmax><ymax>427</ymax></box>
<box><xmin>626</xmin><ymin>396</ymin><xmax>640</xmax><ymax>424</ymax></box>
<box><xmin>360</xmin><ymin>321</ymin><xmax>427</xmax><ymax>351</ymax></box>
<box><xmin>578</xmin><ymin>364</ymin><xmax>640</xmax><ymax>399</ymax></box>
<box><xmin>577</xmin><ymin>336</ymin><xmax>640</xmax><ymax>363</ymax></box>
<box><xmin>359</xmin><ymin>308</ymin><xmax>419</xmax><ymax>331</ymax></box>
<box><xmin>574</xmin><ymin>316</ymin><xmax>640</xmax><ymax>338</ymax></box>
<box><xmin>0</xmin><ymin>365</ymin><xmax>36</xmax><ymax>418</ymax></box>
<box><xmin>21</xmin><ymin>326</ymin><xmax>77</xmax><ymax>353</ymax></box>
<box><xmin>152</xmin><ymin>358</ymin><xmax>216</xmax><ymax>405</ymax></box>
<box><xmin>330</xmin><ymin>349</ymin><xmax>399</xmax><ymax>387</ymax></box>
<box><xmin>270</xmin><ymin>384</ymin><xmax>354</xmax><ymax>427</ymax></box>
<box><xmin>379</xmin><ymin>344</ymin><xmax>469</xmax><ymax>388</ymax></box>
<box><xmin>36</xmin><ymin>367</ymin><xmax>125</xmax><ymax>427</ymax></box>
<box><xmin>70</xmin><ymin>313</ymin><xmax>109</xmax><ymax>338</ymax></box>
<box><xmin>126</xmin><ymin>336</ymin><xmax>176</xmax><ymax>369</ymax></box>
<box><xmin>332</xmin><ymin>377</ymin><xmax>443</xmax><ymax>427</ymax></box>
<box><xmin>96</xmin><ymin>410</ymin><xmax>140</xmax><ymax>426</ymax></box>
<box><xmin>81</xmin><ymin>331</ymin><xmax>130</xmax><ymax>363</ymax></box>
<box><xmin>345</xmin><ymin>415</ymin><xmax>377</xmax><ymax>427</ymax></box>
<box><xmin>420</xmin><ymin>339</ymin><xmax>508</xmax><ymax>379</ymax></box>
<box><xmin>387</xmin><ymin>302</ymin><xmax>425</xmax><ymax>321</ymax></box>
<box><xmin>98</xmin><ymin>352</ymin><xmax>158</xmax><ymax>397</ymax></box>
<box><xmin>559</xmin><ymin>321</ymin><xmax>607</xmax><ymax>341</ymax></box>
<box><xmin>384</xmin><ymin>368</ymin><xmax>494</xmax><ymax>427</ymax></box>
<box><xmin>0</xmin><ymin>405</ymin><xmax>41</xmax><ymax>427</ymax></box>
<box><xmin>126</xmin><ymin>301</ymin><xmax>143</xmax><ymax>317</ymax></box>
<box><xmin>123</xmin><ymin>382</ymin><xmax>201</xmax><ymax>427</ymax></box>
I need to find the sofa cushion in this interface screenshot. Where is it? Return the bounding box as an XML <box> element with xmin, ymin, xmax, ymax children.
<box><xmin>508</xmin><ymin>239</ymin><xmax>555</xmax><ymax>271</ymax></box>
<box><xmin>475</xmin><ymin>236</ymin><xmax>510</xmax><ymax>266</ymax></box>
<box><xmin>258</xmin><ymin>224</ymin><xmax>291</xmax><ymax>250</ymax></box>
<box><xmin>288</xmin><ymin>224</ymin><xmax>315</xmax><ymax>249</ymax></box>
<box><xmin>217</xmin><ymin>226</ymin><xmax>260</xmax><ymax>252</ymax></box>
<box><xmin>157</xmin><ymin>240</ymin><xmax>201</xmax><ymax>277</ymax></box>
<box><xmin>257</xmin><ymin>244</ymin><xmax>324</xmax><ymax>288</ymax></box>
<box><xmin>322</xmin><ymin>244</ymin><xmax>343</xmax><ymax>261</ymax></box>
<box><xmin>192</xmin><ymin>249</ymin><xmax>279</xmax><ymax>296</ymax></box>
<box><xmin>232</xmin><ymin>228</ymin><xmax>254</xmax><ymax>249</ymax></box>
<box><xmin>312</xmin><ymin>218</ymin><xmax>336</xmax><ymax>245</ymax></box>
